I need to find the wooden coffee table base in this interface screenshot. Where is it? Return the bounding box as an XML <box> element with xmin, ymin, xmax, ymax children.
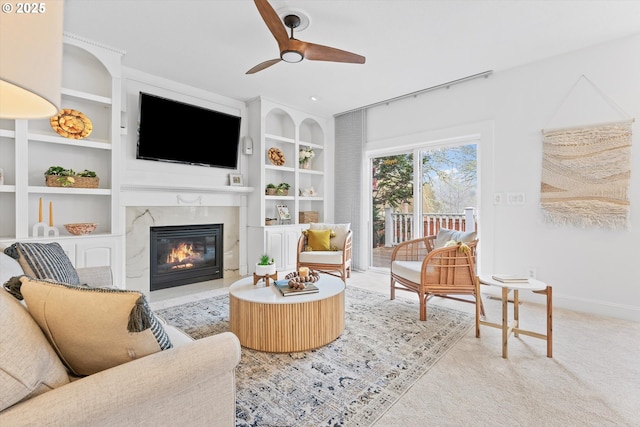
<box><xmin>229</xmin><ymin>285</ymin><xmax>345</xmax><ymax>353</ymax></box>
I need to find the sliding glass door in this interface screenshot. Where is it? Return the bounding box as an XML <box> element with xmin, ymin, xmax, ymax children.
<box><xmin>370</xmin><ymin>143</ymin><xmax>477</xmax><ymax>269</ymax></box>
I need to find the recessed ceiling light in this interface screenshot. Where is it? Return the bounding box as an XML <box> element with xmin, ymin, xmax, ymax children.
<box><xmin>310</xmin><ymin>96</ymin><xmax>319</xmax><ymax>102</ymax></box>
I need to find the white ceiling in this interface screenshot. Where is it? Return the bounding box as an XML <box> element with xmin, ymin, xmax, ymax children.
<box><xmin>63</xmin><ymin>0</ymin><xmax>640</xmax><ymax>117</ymax></box>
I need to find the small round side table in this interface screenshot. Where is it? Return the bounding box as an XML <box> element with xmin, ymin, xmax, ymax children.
<box><xmin>478</xmin><ymin>275</ymin><xmax>553</xmax><ymax>359</ymax></box>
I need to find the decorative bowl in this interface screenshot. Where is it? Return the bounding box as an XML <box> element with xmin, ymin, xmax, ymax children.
<box><xmin>64</xmin><ymin>223</ymin><xmax>97</xmax><ymax>235</ymax></box>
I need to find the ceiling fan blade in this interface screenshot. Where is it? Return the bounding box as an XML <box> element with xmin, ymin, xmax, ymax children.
<box><xmin>300</xmin><ymin>40</ymin><xmax>366</xmax><ymax>64</ymax></box>
<box><xmin>253</xmin><ymin>0</ymin><xmax>289</xmax><ymax>51</ymax></box>
<box><xmin>246</xmin><ymin>58</ymin><xmax>282</xmax><ymax>74</ymax></box>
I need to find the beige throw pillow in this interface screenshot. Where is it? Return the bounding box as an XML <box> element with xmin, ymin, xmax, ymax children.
<box><xmin>0</xmin><ymin>289</ymin><xmax>70</xmax><ymax>411</ymax></box>
<box><xmin>309</xmin><ymin>223</ymin><xmax>351</xmax><ymax>250</ymax></box>
<box><xmin>434</xmin><ymin>228</ymin><xmax>477</xmax><ymax>248</ymax></box>
<box><xmin>20</xmin><ymin>277</ymin><xmax>172</xmax><ymax>376</ymax></box>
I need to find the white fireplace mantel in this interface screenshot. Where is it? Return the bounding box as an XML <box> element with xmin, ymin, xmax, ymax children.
<box><xmin>120</xmin><ymin>184</ymin><xmax>254</xmax><ymax>207</ymax></box>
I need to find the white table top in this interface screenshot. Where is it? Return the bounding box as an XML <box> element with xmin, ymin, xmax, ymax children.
<box><xmin>229</xmin><ymin>274</ymin><xmax>345</xmax><ymax>304</ymax></box>
<box><xmin>479</xmin><ymin>275</ymin><xmax>548</xmax><ymax>291</ymax></box>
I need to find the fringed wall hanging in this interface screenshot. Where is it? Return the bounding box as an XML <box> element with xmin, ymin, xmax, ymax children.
<box><xmin>541</xmin><ymin>76</ymin><xmax>634</xmax><ymax>230</ymax></box>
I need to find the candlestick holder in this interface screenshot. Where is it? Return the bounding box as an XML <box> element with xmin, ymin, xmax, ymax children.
<box><xmin>32</xmin><ymin>222</ymin><xmax>59</xmax><ymax>237</ymax></box>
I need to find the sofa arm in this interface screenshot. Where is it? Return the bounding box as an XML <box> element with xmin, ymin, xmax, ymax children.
<box><xmin>0</xmin><ymin>332</ymin><xmax>242</xmax><ymax>427</ymax></box>
<box><xmin>76</xmin><ymin>266</ymin><xmax>114</xmax><ymax>289</ymax></box>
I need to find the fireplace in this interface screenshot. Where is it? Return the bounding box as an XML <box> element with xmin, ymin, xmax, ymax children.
<box><xmin>150</xmin><ymin>224</ymin><xmax>223</xmax><ymax>291</ymax></box>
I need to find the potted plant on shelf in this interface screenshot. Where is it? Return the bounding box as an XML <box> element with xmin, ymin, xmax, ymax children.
<box><xmin>276</xmin><ymin>182</ymin><xmax>290</xmax><ymax>196</ymax></box>
<box><xmin>265</xmin><ymin>183</ymin><xmax>277</xmax><ymax>196</ymax></box>
<box><xmin>255</xmin><ymin>254</ymin><xmax>276</xmax><ymax>276</ymax></box>
<box><xmin>299</xmin><ymin>146</ymin><xmax>315</xmax><ymax>169</ymax></box>
<box><xmin>44</xmin><ymin>166</ymin><xmax>99</xmax><ymax>188</ymax></box>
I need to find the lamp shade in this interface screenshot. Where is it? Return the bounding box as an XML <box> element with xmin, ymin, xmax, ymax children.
<box><xmin>0</xmin><ymin>1</ymin><xmax>64</xmax><ymax>119</ymax></box>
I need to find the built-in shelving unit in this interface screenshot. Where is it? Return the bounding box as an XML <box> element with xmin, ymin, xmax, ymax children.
<box><xmin>0</xmin><ymin>34</ymin><xmax>125</xmax><ymax>278</ymax></box>
<box><xmin>245</xmin><ymin>97</ymin><xmax>330</xmax><ymax>272</ymax></box>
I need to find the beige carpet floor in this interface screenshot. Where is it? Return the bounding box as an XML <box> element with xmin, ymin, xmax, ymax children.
<box><xmin>151</xmin><ymin>270</ymin><xmax>640</xmax><ymax>426</ymax></box>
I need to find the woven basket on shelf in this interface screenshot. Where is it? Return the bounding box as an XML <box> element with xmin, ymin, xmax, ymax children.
<box><xmin>45</xmin><ymin>175</ymin><xmax>99</xmax><ymax>188</ymax></box>
<box><xmin>299</xmin><ymin>211</ymin><xmax>319</xmax><ymax>223</ymax></box>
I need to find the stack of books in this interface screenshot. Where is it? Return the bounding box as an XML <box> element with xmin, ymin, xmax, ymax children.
<box><xmin>274</xmin><ymin>280</ymin><xmax>319</xmax><ymax>297</ymax></box>
<box><xmin>491</xmin><ymin>274</ymin><xmax>529</xmax><ymax>283</ymax></box>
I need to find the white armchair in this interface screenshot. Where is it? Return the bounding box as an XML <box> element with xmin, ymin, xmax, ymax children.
<box><xmin>296</xmin><ymin>223</ymin><xmax>352</xmax><ymax>282</ymax></box>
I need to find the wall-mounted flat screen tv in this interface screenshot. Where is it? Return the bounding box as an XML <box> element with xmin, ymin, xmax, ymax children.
<box><xmin>137</xmin><ymin>92</ymin><xmax>241</xmax><ymax>169</ymax></box>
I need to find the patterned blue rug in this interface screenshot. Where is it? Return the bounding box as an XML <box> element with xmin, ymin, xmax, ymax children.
<box><xmin>155</xmin><ymin>287</ymin><xmax>473</xmax><ymax>426</ymax></box>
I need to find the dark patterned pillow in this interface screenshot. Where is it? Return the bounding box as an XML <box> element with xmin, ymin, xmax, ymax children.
<box><xmin>20</xmin><ymin>276</ymin><xmax>172</xmax><ymax>376</ymax></box>
<box><xmin>4</xmin><ymin>242</ymin><xmax>80</xmax><ymax>285</ymax></box>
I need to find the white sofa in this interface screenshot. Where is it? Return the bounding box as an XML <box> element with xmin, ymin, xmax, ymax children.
<box><xmin>0</xmin><ymin>249</ymin><xmax>241</xmax><ymax>426</ymax></box>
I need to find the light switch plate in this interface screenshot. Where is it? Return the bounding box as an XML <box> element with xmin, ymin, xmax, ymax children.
<box><xmin>507</xmin><ymin>192</ymin><xmax>525</xmax><ymax>205</ymax></box>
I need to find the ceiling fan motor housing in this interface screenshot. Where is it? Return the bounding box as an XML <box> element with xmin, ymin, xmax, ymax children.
<box><xmin>283</xmin><ymin>14</ymin><xmax>301</xmax><ymax>29</ymax></box>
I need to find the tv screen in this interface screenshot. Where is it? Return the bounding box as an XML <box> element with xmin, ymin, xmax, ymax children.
<box><xmin>137</xmin><ymin>92</ymin><xmax>241</xmax><ymax>169</ymax></box>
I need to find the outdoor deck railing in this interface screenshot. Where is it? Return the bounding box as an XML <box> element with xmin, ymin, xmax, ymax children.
<box><xmin>384</xmin><ymin>207</ymin><xmax>476</xmax><ymax>246</ymax></box>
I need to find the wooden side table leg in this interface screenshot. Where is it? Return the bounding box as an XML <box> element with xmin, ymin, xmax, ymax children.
<box><xmin>502</xmin><ymin>286</ymin><xmax>508</xmax><ymax>358</ymax></box>
<box><xmin>265</xmin><ymin>272</ymin><xmax>278</xmax><ymax>286</ymax></box>
<box><xmin>513</xmin><ymin>289</ymin><xmax>520</xmax><ymax>337</ymax></box>
<box><xmin>546</xmin><ymin>285</ymin><xmax>553</xmax><ymax>358</ymax></box>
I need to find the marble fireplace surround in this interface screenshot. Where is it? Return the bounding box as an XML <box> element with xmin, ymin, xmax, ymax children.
<box><xmin>121</xmin><ymin>184</ymin><xmax>251</xmax><ymax>296</ymax></box>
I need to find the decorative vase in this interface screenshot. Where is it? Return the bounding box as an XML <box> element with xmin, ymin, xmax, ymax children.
<box><xmin>266</xmin><ymin>187</ymin><xmax>277</xmax><ymax>195</ymax></box>
<box><xmin>276</xmin><ymin>188</ymin><xmax>288</xmax><ymax>196</ymax></box>
<box><xmin>301</xmin><ymin>160</ymin><xmax>310</xmax><ymax>169</ymax></box>
<box><xmin>255</xmin><ymin>263</ymin><xmax>276</xmax><ymax>276</ymax></box>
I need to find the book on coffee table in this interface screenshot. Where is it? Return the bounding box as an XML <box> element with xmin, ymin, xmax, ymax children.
<box><xmin>491</xmin><ymin>274</ymin><xmax>529</xmax><ymax>283</ymax></box>
<box><xmin>274</xmin><ymin>280</ymin><xmax>319</xmax><ymax>297</ymax></box>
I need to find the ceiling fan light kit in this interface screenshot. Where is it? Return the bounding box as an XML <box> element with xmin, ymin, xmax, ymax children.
<box><xmin>247</xmin><ymin>0</ymin><xmax>365</xmax><ymax>74</ymax></box>
<box><xmin>282</xmin><ymin>50</ymin><xmax>303</xmax><ymax>63</ymax></box>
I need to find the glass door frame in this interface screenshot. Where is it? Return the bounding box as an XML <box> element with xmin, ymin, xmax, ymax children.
<box><xmin>367</xmin><ymin>135</ymin><xmax>480</xmax><ymax>271</ymax></box>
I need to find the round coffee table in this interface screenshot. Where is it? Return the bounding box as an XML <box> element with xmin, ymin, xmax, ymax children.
<box><xmin>229</xmin><ymin>274</ymin><xmax>345</xmax><ymax>352</ymax></box>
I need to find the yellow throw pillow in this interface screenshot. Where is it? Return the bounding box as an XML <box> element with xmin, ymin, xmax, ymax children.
<box><xmin>306</xmin><ymin>229</ymin><xmax>332</xmax><ymax>251</ymax></box>
<box><xmin>20</xmin><ymin>276</ymin><xmax>172</xmax><ymax>376</ymax></box>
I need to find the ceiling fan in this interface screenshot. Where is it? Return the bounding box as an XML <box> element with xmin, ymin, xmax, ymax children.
<box><xmin>246</xmin><ymin>0</ymin><xmax>366</xmax><ymax>74</ymax></box>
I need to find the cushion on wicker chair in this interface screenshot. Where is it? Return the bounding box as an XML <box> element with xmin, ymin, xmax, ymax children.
<box><xmin>298</xmin><ymin>250</ymin><xmax>344</xmax><ymax>265</ymax></box>
<box><xmin>309</xmin><ymin>223</ymin><xmax>350</xmax><ymax>249</ymax></box>
<box><xmin>434</xmin><ymin>228</ymin><xmax>477</xmax><ymax>249</ymax></box>
<box><xmin>390</xmin><ymin>261</ymin><xmax>422</xmax><ymax>284</ymax></box>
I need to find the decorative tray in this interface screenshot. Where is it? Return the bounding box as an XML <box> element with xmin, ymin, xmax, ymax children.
<box><xmin>50</xmin><ymin>109</ymin><xmax>93</xmax><ymax>139</ymax></box>
<box><xmin>268</xmin><ymin>147</ymin><xmax>285</xmax><ymax>166</ymax></box>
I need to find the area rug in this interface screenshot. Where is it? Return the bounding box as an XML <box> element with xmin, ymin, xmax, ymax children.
<box><xmin>155</xmin><ymin>287</ymin><xmax>473</xmax><ymax>427</ymax></box>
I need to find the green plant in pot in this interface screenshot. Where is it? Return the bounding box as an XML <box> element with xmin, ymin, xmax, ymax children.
<box><xmin>45</xmin><ymin>166</ymin><xmax>98</xmax><ymax>187</ymax></box>
<box><xmin>255</xmin><ymin>254</ymin><xmax>276</xmax><ymax>276</ymax></box>
<box><xmin>265</xmin><ymin>183</ymin><xmax>277</xmax><ymax>196</ymax></box>
<box><xmin>276</xmin><ymin>182</ymin><xmax>290</xmax><ymax>196</ymax></box>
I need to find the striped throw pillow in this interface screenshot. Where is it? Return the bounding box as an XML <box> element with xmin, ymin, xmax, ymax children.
<box><xmin>5</xmin><ymin>242</ymin><xmax>80</xmax><ymax>285</ymax></box>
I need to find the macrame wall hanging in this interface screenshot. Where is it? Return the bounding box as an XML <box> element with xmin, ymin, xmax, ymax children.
<box><xmin>541</xmin><ymin>75</ymin><xmax>634</xmax><ymax>230</ymax></box>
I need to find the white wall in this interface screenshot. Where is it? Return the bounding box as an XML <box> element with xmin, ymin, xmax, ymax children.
<box><xmin>120</xmin><ymin>67</ymin><xmax>249</xmax><ymax>189</ymax></box>
<box><xmin>365</xmin><ymin>34</ymin><xmax>640</xmax><ymax>321</ymax></box>
<box><xmin>118</xmin><ymin>68</ymin><xmax>253</xmax><ymax>279</ymax></box>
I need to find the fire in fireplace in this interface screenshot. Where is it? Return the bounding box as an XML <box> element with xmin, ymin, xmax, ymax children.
<box><xmin>150</xmin><ymin>224</ymin><xmax>223</xmax><ymax>291</ymax></box>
